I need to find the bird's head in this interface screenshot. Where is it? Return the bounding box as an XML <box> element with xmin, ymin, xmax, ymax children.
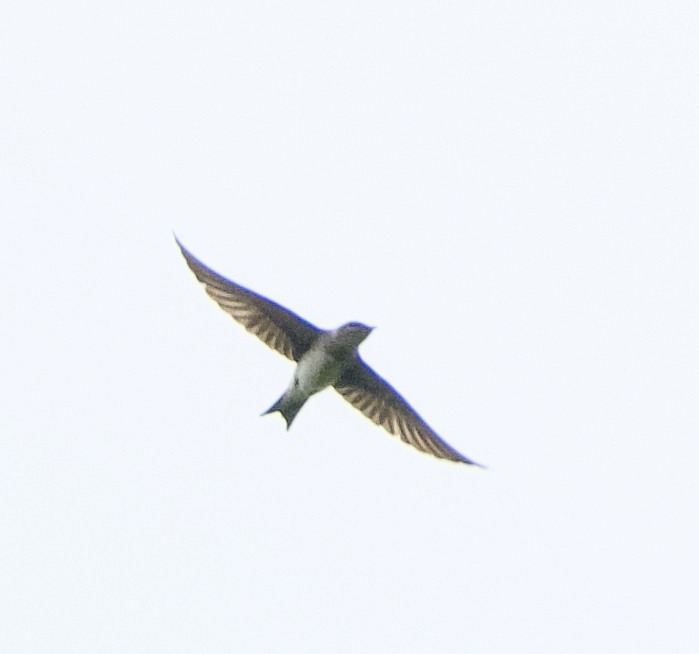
<box><xmin>335</xmin><ymin>322</ymin><xmax>374</xmax><ymax>348</ymax></box>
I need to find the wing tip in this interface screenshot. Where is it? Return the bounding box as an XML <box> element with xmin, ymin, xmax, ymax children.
<box><xmin>173</xmin><ymin>235</ymin><xmax>197</xmax><ymax>266</ymax></box>
<box><xmin>458</xmin><ymin>456</ymin><xmax>487</xmax><ymax>468</ymax></box>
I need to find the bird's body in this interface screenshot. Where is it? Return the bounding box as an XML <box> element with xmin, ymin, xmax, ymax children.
<box><xmin>177</xmin><ymin>238</ymin><xmax>483</xmax><ymax>466</ymax></box>
<box><xmin>293</xmin><ymin>339</ymin><xmax>344</xmax><ymax>394</ymax></box>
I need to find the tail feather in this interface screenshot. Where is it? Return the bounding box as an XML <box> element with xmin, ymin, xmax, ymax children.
<box><xmin>261</xmin><ymin>393</ymin><xmax>306</xmax><ymax>430</ymax></box>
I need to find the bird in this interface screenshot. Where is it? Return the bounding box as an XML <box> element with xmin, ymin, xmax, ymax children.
<box><xmin>176</xmin><ymin>237</ymin><xmax>483</xmax><ymax>466</ymax></box>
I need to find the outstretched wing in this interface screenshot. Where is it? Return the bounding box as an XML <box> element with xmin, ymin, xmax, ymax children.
<box><xmin>335</xmin><ymin>359</ymin><xmax>483</xmax><ymax>466</ymax></box>
<box><xmin>177</xmin><ymin>238</ymin><xmax>321</xmax><ymax>361</ymax></box>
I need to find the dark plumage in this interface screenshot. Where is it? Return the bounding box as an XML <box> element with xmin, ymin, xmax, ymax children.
<box><xmin>177</xmin><ymin>238</ymin><xmax>483</xmax><ymax>466</ymax></box>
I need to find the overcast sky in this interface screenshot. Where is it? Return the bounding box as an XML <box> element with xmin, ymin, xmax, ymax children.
<box><xmin>2</xmin><ymin>2</ymin><xmax>698</xmax><ymax>652</ymax></box>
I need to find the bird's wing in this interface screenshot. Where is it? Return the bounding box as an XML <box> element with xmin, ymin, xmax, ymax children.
<box><xmin>335</xmin><ymin>359</ymin><xmax>483</xmax><ymax>466</ymax></box>
<box><xmin>177</xmin><ymin>238</ymin><xmax>321</xmax><ymax>361</ymax></box>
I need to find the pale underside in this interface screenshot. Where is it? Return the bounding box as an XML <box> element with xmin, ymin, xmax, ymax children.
<box><xmin>177</xmin><ymin>238</ymin><xmax>482</xmax><ymax>466</ymax></box>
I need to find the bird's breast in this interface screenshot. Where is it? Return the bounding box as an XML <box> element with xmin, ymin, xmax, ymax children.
<box><xmin>295</xmin><ymin>346</ymin><xmax>343</xmax><ymax>395</ymax></box>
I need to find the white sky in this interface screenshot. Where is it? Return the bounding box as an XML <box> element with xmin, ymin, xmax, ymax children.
<box><xmin>2</xmin><ymin>1</ymin><xmax>698</xmax><ymax>652</ymax></box>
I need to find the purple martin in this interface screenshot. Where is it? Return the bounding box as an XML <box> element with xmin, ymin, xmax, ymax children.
<box><xmin>177</xmin><ymin>238</ymin><xmax>482</xmax><ymax>466</ymax></box>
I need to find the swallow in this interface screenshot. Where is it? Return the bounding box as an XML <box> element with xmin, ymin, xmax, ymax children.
<box><xmin>177</xmin><ymin>238</ymin><xmax>482</xmax><ymax>466</ymax></box>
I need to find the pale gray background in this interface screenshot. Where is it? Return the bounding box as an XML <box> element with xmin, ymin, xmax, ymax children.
<box><xmin>2</xmin><ymin>1</ymin><xmax>698</xmax><ymax>652</ymax></box>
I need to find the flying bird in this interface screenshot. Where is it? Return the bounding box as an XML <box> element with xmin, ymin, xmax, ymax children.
<box><xmin>177</xmin><ymin>238</ymin><xmax>482</xmax><ymax>466</ymax></box>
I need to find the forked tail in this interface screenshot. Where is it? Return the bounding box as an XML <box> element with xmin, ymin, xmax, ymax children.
<box><xmin>261</xmin><ymin>392</ymin><xmax>306</xmax><ymax>430</ymax></box>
